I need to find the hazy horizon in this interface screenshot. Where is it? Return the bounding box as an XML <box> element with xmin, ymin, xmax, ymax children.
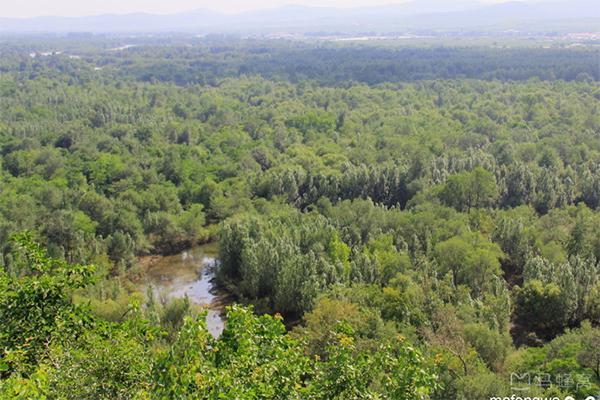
<box><xmin>1</xmin><ymin>0</ymin><xmax>558</xmax><ymax>18</ymax></box>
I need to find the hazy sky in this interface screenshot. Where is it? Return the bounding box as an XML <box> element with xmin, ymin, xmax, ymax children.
<box><xmin>0</xmin><ymin>0</ymin><xmax>543</xmax><ymax>18</ymax></box>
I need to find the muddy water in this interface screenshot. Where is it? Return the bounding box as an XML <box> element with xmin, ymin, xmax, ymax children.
<box><xmin>139</xmin><ymin>244</ymin><xmax>226</xmax><ymax>337</ymax></box>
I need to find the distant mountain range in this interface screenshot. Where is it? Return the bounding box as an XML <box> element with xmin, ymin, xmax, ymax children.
<box><xmin>0</xmin><ymin>0</ymin><xmax>598</xmax><ymax>34</ymax></box>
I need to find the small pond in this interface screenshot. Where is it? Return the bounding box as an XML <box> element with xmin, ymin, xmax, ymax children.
<box><xmin>139</xmin><ymin>244</ymin><xmax>226</xmax><ymax>337</ymax></box>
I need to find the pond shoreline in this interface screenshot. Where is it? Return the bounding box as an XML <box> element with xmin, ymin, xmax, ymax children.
<box><xmin>136</xmin><ymin>244</ymin><xmax>230</xmax><ymax>337</ymax></box>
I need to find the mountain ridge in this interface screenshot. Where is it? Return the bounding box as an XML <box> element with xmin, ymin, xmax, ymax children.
<box><xmin>0</xmin><ymin>0</ymin><xmax>597</xmax><ymax>33</ymax></box>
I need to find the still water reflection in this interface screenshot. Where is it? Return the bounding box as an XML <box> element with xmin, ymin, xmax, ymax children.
<box><xmin>140</xmin><ymin>245</ymin><xmax>225</xmax><ymax>337</ymax></box>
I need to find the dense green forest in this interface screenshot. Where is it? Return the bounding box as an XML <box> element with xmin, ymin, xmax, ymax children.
<box><xmin>0</xmin><ymin>39</ymin><xmax>599</xmax><ymax>399</ymax></box>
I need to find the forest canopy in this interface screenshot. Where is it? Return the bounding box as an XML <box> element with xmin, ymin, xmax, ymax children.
<box><xmin>0</xmin><ymin>38</ymin><xmax>599</xmax><ymax>399</ymax></box>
